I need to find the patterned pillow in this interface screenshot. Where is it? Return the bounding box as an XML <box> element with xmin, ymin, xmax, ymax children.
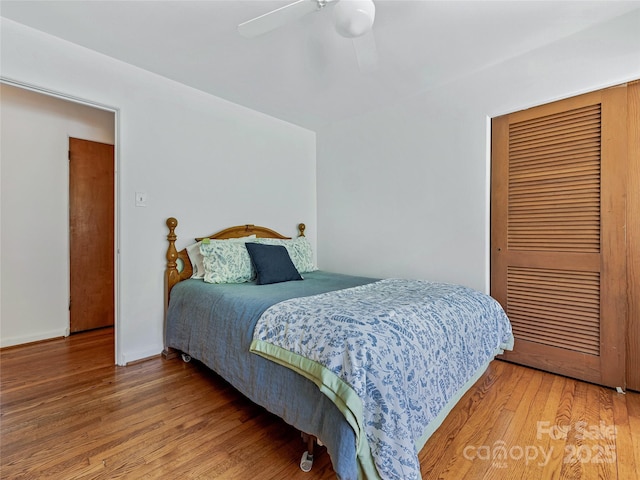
<box><xmin>256</xmin><ymin>237</ymin><xmax>317</xmax><ymax>273</ymax></box>
<box><xmin>187</xmin><ymin>235</ymin><xmax>255</xmax><ymax>280</ymax></box>
<box><xmin>199</xmin><ymin>239</ymin><xmax>256</xmax><ymax>284</ymax></box>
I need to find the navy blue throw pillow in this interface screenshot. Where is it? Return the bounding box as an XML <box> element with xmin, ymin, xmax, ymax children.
<box><xmin>245</xmin><ymin>243</ymin><xmax>303</xmax><ymax>285</ymax></box>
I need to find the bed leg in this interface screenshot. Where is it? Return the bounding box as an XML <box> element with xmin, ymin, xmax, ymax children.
<box><xmin>307</xmin><ymin>434</ymin><xmax>315</xmax><ymax>457</ymax></box>
<box><xmin>161</xmin><ymin>347</ymin><xmax>178</xmax><ymax>360</ymax></box>
<box><xmin>300</xmin><ymin>433</ymin><xmax>315</xmax><ymax>473</ymax></box>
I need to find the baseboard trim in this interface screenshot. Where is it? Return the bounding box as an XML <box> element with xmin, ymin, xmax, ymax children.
<box><xmin>0</xmin><ymin>329</ymin><xmax>67</xmax><ymax>349</ymax></box>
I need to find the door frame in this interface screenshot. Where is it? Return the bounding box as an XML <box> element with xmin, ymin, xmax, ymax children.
<box><xmin>1</xmin><ymin>78</ymin><xmax>122</xmax><ymax>366</ymax></box>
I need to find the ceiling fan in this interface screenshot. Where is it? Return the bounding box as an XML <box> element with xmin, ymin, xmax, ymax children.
<box><xmin>238</xmin><ymin>0</ymin><xmax>378</xmax><ymax>71</ymax></box>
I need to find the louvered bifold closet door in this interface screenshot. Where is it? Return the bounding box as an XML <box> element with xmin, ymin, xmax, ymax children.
<box><xmin>491</xmin><ymin>86</ymin><xmax>627</xmax><ymax>388</ymax></box>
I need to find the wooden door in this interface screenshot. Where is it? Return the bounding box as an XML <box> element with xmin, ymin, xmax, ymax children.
<box><xmin>491</xmin><ymin>86</ymin><xmax>628</xmax><ymax>388</ymax></box>
<box><xmin>69</xmin><ymin>137</ymin><xmax>115</xmax><ymax>333</ymax></box>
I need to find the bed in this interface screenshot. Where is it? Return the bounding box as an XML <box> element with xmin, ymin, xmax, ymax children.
<box><xmin>163</xmin><ymin>217</ymin><xmax>513</xmax><ymax>480</ymax></box>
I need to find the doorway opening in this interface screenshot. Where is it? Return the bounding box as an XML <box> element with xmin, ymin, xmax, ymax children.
<box><xmin>0</xmin><ymin>79</ymin><xmax>119</xmax><ymax>363</ymax></box>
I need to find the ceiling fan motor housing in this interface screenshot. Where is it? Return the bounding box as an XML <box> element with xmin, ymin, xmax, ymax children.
<box><xmin>333</xmin><ymin>0</ymin><xmax>376</xmax><ymax>38</ymax></box>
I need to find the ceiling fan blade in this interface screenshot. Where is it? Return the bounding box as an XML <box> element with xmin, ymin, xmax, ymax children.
<box><xmin>352</xmin><ymin>30</ymin><xmax>378</xmax><ymax>72</ymax></box>
<box><xmin>238</xmin><ymin>0</ymin><xmax>321</xmax><ymax>38</ymax></box>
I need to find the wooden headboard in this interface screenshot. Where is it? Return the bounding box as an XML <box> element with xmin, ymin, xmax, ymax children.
<box><xmin>163</xmin><ymin>217</ymin><xmax>306</xmax><ymax>357</ymax></box>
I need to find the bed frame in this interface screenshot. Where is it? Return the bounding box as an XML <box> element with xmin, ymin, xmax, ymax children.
<box><xmin>163</xmin><ymin>216</ymin><xmax>306</xmax><ymax>358</ymax></box>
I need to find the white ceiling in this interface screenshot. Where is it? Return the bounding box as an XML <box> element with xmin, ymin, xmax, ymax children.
<box><xmin>2</xmin><ymin>0</ymin><xmax>639</xmax><ymax>130</ymax></box>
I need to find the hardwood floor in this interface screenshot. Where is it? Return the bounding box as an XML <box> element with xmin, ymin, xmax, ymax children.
<box><xmin>1</xmin><ymin>328</ymin><xmax>638</xmax><ymax>479</ymax></box>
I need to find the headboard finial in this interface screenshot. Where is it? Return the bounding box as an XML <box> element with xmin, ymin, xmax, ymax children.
<box><xmin>298</xmin><ymin>223</ymin><xmax>306</xmax><ymax>237</ymax></box>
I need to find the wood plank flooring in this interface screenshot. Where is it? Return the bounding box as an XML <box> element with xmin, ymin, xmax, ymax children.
<box><xmin>1</xmin><ymin>328</ymin><xmax>638</xmax><ymax>479</ymax></box>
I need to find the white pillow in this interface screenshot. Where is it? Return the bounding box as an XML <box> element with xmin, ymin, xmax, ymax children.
<box><xmin>256</xmin><ymin>237</ymin><xmax>317</xmax><ymax>273</ymax></box>
<box><xmin>186</xmin><ymin>235</ymin><xmax>255</xmax><ymax>280</ymax></box>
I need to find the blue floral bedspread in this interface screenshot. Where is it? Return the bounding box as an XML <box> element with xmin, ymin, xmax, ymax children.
<box><xmin>250</xmin><ymin>279</ymin><xmax>513</xmax><ymax>480</ymax></box>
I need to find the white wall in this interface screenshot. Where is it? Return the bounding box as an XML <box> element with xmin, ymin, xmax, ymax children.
<box><xmin>0</xmin><ymin>84</ymin><xmax>115</xmax><ymax>347</ymax></box>
<box><xmin>0</xmin><ymin>18</ymin><xmax>317</xmax><ymax>363</ymax></box>
<box><xmin>316</xmin><ymin>9</ymin><xmax>640</xmax><ymax>292</ymax></box>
